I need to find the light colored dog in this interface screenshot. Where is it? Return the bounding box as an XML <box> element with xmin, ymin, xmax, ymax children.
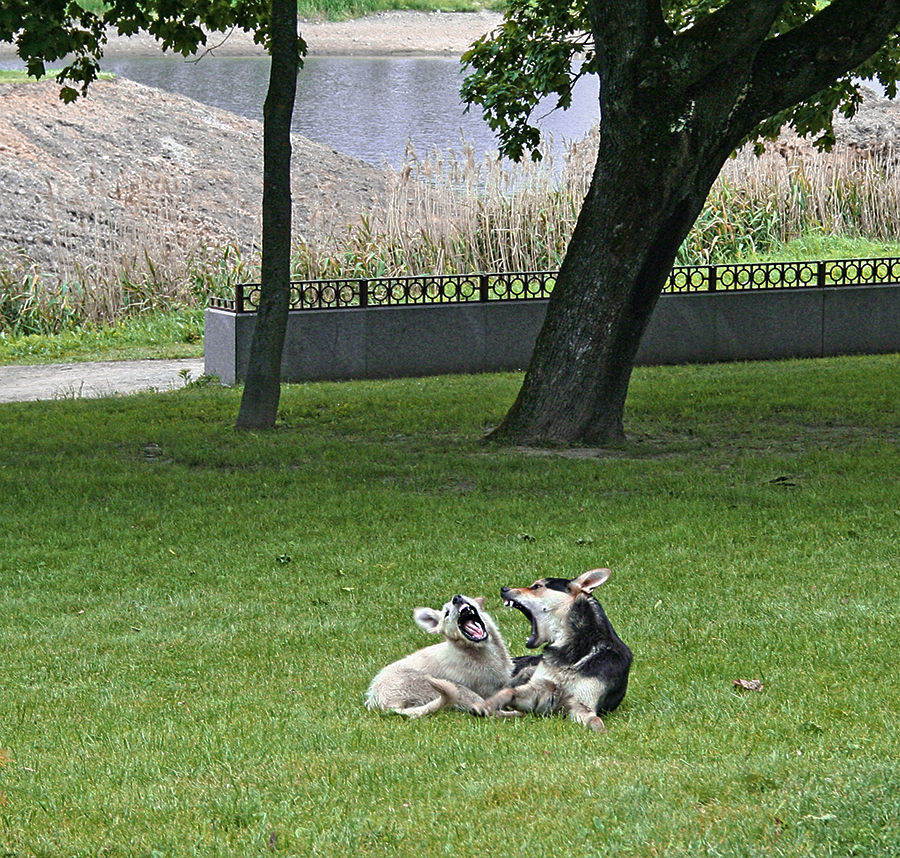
<box><xmin>365</xmin><ymin>594</ymin><xmax>519</xmax><ymax>717</ymax></box>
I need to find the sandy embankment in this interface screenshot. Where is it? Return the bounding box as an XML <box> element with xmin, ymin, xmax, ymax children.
<box><xmin>0</xmin><ymin>12</ymin><xmax>502</xmax><ymax>277</ymax></box>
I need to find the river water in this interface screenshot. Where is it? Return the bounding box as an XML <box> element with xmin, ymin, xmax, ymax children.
<box><xmin>92</xmin><ymin>55</ymin><xmax>599</xmax><ymax>167</ymax></box>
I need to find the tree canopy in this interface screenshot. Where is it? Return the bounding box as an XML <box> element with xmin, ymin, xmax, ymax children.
<box><xmin>463</xmin><ymin>0</ymin><xmax>900</xmax><ymax>161</ymax></box>
<box><xmin>462</xmin><ymin>0</ymin><xmax>900</xmax><ymax>445</ymax></box>
<box><xmin>0</xmin><ymin>0</ymin><xmax>299</xmax><ymax>102</ymax></box>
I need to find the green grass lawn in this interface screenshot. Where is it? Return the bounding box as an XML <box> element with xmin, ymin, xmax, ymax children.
<box><xmin>1</xmin><ymin>356</ymin><xmax>898</xmax><ymax>856</ymax></box>
<box><xmin>0</xmin><ymin>311</ymin><xmax>205</xmax><ymax>366</ymax></box>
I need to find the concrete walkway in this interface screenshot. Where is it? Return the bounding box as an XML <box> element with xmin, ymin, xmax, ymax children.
<box><xmin>0</xmin><ymin>358</ymin><xmax>206</xmax><ymax>403</ymax></box>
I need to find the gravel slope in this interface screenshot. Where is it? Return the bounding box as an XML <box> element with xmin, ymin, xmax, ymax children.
<box><xmin>0</xmin><ymin>76</ymin><xmax>393</xmax><ymax>275</ymax></box>
<box><xmin>0</xmin><ymin>12</ymin><xmax>503</xmax><ymax>276</ymax></box>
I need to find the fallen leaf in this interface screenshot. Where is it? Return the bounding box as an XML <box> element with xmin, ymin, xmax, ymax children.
<box><xmin>733</xmin><ymin>678</ymin><xmax>764</xmax><ymax>692</ymax></box>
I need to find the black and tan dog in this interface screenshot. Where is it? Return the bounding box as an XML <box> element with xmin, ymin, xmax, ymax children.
<box><xmin>476</xmin><ymin>568</ymin><xmax>632</xmax><ymax>732</ymax></box>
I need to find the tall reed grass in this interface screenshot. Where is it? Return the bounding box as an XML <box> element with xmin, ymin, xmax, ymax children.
<box><xmin>3</xmin><ymin>127</ymin><xmax>899</xmax><ymax>337</ymax></box>
<box><xmin>679</xmin><ymin>139</ymin><xmax>900</xmax><ymax>263</ymax></box>
<box><xmin>293</xmin><ymin>129</ymin><xmax>900</xmax><ymax>280</ymax></box>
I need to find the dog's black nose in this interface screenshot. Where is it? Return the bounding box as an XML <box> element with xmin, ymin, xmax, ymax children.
<box><xmin>500</xmin><ymin>586</ymin><xmax>511</xmax><ymax>597</ymax></box>
<box><xmin>452</xmin><ymin>594</ymin><xmax>463</xmax><ymax>605</ymax></box>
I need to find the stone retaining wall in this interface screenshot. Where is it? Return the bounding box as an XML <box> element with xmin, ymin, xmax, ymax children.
<box><xmin>204</xmin><ymin>284</ymin><xmax>899</xmax><ymax>385</ymax></box>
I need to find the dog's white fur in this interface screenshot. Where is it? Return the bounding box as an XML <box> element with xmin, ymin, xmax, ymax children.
<box><xmin>365</xmin><ymin>595</ymin><xmax>514</xmax><ymax>717</ymax></box>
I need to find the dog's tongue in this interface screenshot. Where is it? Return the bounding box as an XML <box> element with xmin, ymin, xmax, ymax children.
<box><xmin>464</xmin><ymin>620</ymin><xmax>487</xmax><ymax>641</ymax></box>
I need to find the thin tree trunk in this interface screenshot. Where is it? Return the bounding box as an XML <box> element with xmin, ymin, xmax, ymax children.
<box><xmin>235</xmin><ymin>0</ymin><xmax>298</xmax><ymax>430</ymax></box>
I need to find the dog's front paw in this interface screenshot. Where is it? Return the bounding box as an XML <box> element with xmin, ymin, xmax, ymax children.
<box><xmin>473</xmin><ymin>700</ymin><xmax>496</xmax><ymax>717</ymax></box>
<box><xmin>587</xmin><ymin>715</ymin><xmax>606</xmax><ymax>732</ymax></box>
<box><xmin>476</xmin><ymin>688</ymin><xmax>514</xmax><ymax>717</ymax></box>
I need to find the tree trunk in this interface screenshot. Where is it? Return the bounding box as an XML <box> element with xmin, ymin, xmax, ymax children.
<box><xmin>491</xmin><ymin>40</ymin><xmax>737</xmax><ymax>445</ymax></box>
<box><xmin>235</xmin><ymin>0</ymin><xmax>299</xmax><ymax>430</ymax></box>
<box><xmin>491</xmin><ymin>144</ymin><xmax>724</xmax><ymax>445</ymax></box>
<box><xmin>490</xmin><ymin>0</ymin><xmax>900</xmax><ymax>447</ymax></box>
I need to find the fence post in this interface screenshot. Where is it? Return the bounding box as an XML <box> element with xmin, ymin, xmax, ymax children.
<box><xmin>479</xmin><ymin>273</ymin><xmax>490</xmax><ymax>302</ymax></box>
<box><xmin>235</xmin><ymin>283</ymin><xmax>244</xmax><ymax>314</ymax></box>
<box><xmin>708</xmin><ymin>265</ymin><xmax>717</xmax><ymax>292</ymax></box>
<box><xmin>817</xmin><ymin>260</ymin><xmax>827</xmax><ymax>289</ymax></box>
<box><xmin>359</xmin><ymin>279</ymin><xmax>369</xmax><ymax>308</ymax></box>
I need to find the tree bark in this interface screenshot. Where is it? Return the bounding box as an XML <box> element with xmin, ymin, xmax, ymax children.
<box><xmin>235</xmin><ymin>0</ymin><xmax>299</xmax><ymax>429</ymax></box>
<box><xmin>490</xmin><ymin>0</ymin><xmax>900</xmax><ymax>446</ymax></box>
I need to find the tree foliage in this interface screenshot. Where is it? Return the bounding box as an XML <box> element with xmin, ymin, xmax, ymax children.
<box><xmin>462</xmin><ymin>0</ymin><xmax>900</xmax><ymax>161</ymax></box>
<box><xmin>0</xmin><ymin>0</ymin><xmax>303</xmax><ymax>102</ymax></box>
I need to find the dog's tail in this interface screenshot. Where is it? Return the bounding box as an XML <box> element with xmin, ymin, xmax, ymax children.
<box><xmin>391</xmin><ymin>677</ymin><xmax>460</xmax><ymax>718</ymax></box>
<box><xmin>424</xmin><ymin>677</ymin><xmax>522</xmax><ymax>717</ymax></box>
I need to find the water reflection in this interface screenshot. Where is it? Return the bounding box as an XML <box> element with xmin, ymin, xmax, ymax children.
<box><xmin>98</xmin><ymin>55</ymin><xmax>599</xmax><ymax>167</ymax></box>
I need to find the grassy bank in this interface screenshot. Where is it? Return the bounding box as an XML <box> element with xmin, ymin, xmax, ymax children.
<box><xmin>1</xmin><ymin>355</ymin><xmax>897</xmax><ymax>855</ymax></box>
<box><xmin>0</xmin><ymin>309</ymin><xmax>204</xmax><ymax>365</ymax></box>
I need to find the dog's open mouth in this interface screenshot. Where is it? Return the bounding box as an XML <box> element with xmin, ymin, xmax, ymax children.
<box><xmin>503</xmin><ymin>596</ymin><xmax>540</xmax><ymax>649</ymax></box>
<box><xmin>457</xmin><ymin>603</ymin><xmax>488</xmax><ymax>642</ymax></box>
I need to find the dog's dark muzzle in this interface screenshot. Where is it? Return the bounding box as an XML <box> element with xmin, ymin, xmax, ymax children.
<box><xmin>501</xmin><ymin>586</ymin><xmax>540</xmax><ymax>649</ymax></box>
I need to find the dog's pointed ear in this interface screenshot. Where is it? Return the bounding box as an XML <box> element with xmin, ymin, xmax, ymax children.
<box><xmin>413</xmin><ymin>607</ymin><xmax>442</xmax><ymax>633</ymax></box>
<box><xmin>474</xmin><ymin>596</ymin><xmax>486</xmax><ymax>609</ymax></box>
<box><xmin>571</xmin><ymin>568</ymin><xmax>611</xmax><ymax>595</ymax></box>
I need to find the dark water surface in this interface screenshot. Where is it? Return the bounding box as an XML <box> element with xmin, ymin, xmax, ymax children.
<box><xmin>99</xmin><ymin>55</ymin><xmax>600</xmax><ymax>167</ymax></box>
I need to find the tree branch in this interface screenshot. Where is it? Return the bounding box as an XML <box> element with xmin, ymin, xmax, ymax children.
<box><xmin>740</xmin><ymin>0</ymin><xmax>900</xmax><ymax>126</ymax></box>
<box><xmin>667</xmin><ymin>0</ymin><xmax>786</xmax><ymax>87</ymax></box>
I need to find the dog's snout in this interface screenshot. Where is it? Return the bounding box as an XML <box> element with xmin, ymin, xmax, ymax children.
<box><xmin>452</xmin><ymin>594</ymin><xmax>464</xmax><ymax>605</ymax></box>
<box><xmin>500</xmin><ymin>586</ymin><xmax>512</xmax><ymax>598</ymax></box>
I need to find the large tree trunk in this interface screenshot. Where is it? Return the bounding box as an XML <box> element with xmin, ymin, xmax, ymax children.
<box><xmin>491</xmin><ymin>142</ymin><xmax>726</xmax><ymax>445</ymax></box>
<box><xmin>235</xmin><ymin>0</ymin><xmax>299</xmax><ymax>430</ymax></box>
<box><xmin>491</xmin><ymin>0</ymin><xmax>900</xmax><ymax>447</ymax></box>
<box><xmin>491</xmin><ymin>13</ymin><xmax>737</xmax><ymax>444</ymax></box>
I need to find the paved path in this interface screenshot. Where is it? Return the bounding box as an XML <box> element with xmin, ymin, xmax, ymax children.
<box><xmin>0</xmin><ymin>358</ymin><xmax>206</xmax><ymax>403</ymax></box>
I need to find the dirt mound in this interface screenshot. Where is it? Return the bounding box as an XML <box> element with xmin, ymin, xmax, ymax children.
<box><xmin>772</xmin><ymin>87</ymin><xmax>900</xmax><ymax>160</ymax></box>
<box><xmin>0</xmin><ymin>77</ymin><xmax>390</xmax><ymax>276</ymax></box>
<box><xmin>1</xmin><ymin>62</ymin><xmax>897</xmax><ymax>280</ymax></box>
<box><xmin>833</xmin><ymin>87</ymin><xmax>900</xmax><ymax>156</ymax></box>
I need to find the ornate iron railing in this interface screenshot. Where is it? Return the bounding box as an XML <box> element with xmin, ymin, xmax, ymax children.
<box><xmin>209</xmin><ymin>257</ymin><xmax>900</xmax><ymax>313</ymax></box>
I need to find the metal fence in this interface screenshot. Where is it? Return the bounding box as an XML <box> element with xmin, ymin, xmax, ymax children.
<box><xmin>209</xmin><ymin>257</ymin><xmax>900</xmax><ymax>313</ymax></box>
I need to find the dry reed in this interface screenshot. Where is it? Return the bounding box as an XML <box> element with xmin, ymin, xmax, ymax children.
<box><xmin>3</xmin><ymin>127</ymin><xmax>899</xmax><ymax>335</ymax></box>
<box><xmin>295</xmin><ymin>129</ymin><xmax>900</xmax><ymax>280</ymax></box>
